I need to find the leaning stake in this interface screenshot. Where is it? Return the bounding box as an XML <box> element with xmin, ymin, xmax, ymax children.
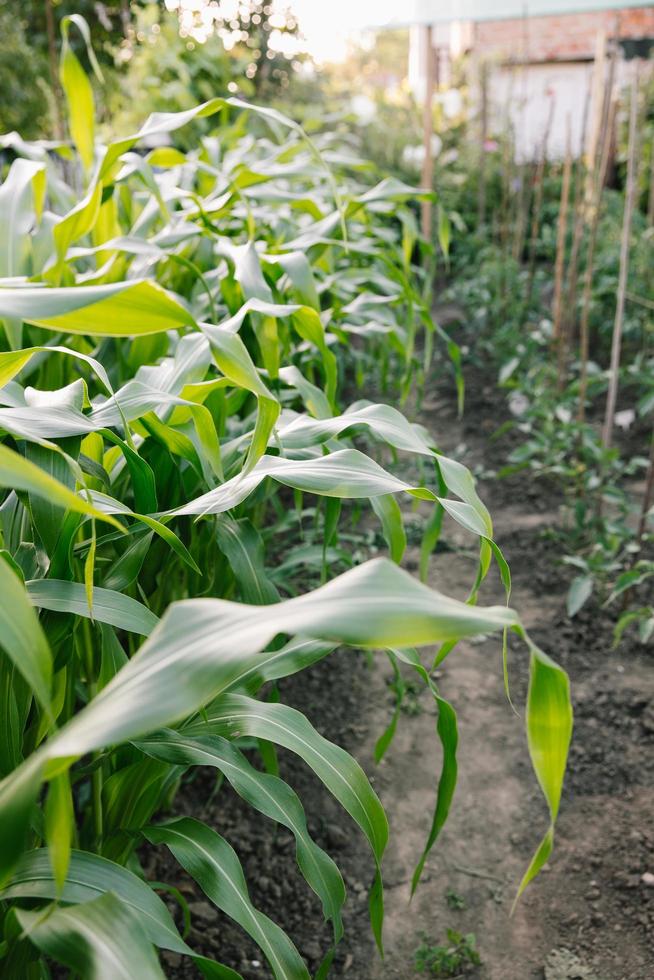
<box><xmin>601</xmin><ymin>69</ymin><xmax>640</xmax><ymax>449</ymax></box>
<box><xmin>552</xmin><ymin>116</ymin><xmax>572</xmax><ymax>389</ymax></box>
<box><xmin>577</xmin><ymin>67</ymin><xmax>617</xmax><ymax>424</ymax></box>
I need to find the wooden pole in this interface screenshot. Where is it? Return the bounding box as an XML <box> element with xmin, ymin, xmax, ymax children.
<box><xmin>421</xmin><ymin>24</ymin><xmax>435</xmax><ymax>241</ymax></box>
<box><xmin>477</xmin><ymin>59</ymin><xmax>488</xmax><ymax>230</ymax></box>
<box><xmin>44</xmin><ymin>0</ymin><xmax>64</xmax><ymax>139</ymax></box>
<box><xmin>511</xmin><ymin>17</ymin><xmax>532</xmax><ymax>266</ymax></box>
<box><xmin>647</xmin><ymin>129</ymin><xmax>654</xmax><ymax>227</ymax></box>
<box><xmin>524</xmin><ymin>95</ymin><xmax>555</xmax><ymax>313</ymax></box>
<box><xmin>578</xmin><ymin>49</ymin><xmax>617</xmax><ymax>424</ymax></box>
<box><xmin>602</xmin><ymin>68</ymin><xmax>640</xmax><ymax>449</ymax></box>
<box><xmin>553</xmin><ymin>116</ymin><xmax>573</xmax><ymax>388</ymax></box>
<box><xmin>636</xmin><ymin>428</ymin><xmax>654</xmax><ymax>547</ymax></box>
<box><xmin>562</xmin><ymin>84</ymin><xmax>592</xmax><ymax>339</ymax></box>
<box><xmin>585</xmin><ymin>31</ymin><xmax>607</xmax><ymax>199</ymax></box>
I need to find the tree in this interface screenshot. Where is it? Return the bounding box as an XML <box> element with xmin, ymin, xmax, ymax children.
<box><xmin>0</xmin><ymin>4</ymin><xmax>51</xmax><ymax>137</ymax></box>
<box><xmin>167</xmin><ymin>0</ymin><xmax>306</xmax><ymax>97</ymax></box>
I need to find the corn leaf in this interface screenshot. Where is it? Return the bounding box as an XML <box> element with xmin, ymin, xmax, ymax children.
<box><xmin>16</xmin><ymin>892</ymin><xmax>164</xmax><ymax>979</ymax></box>
<box><xmin>144</xmin><ymin>818</ymin><xmax>309</xmax><ymax>980</ymax></box>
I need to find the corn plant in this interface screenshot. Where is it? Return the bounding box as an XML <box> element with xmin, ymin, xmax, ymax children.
<box><xmin>0</xmin><ymin>19</ymin><xmax>572</xmax><ymax>978</ymax></box>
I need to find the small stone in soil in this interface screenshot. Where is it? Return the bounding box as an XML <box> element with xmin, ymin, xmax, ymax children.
<box><xmin>326</xmin><ymin>823</ymin><xmax>348</xmax><ymax>849</ymax></box>
<box><xmin>188</xmin><ymin>901</ymin><xmax>215</xmax><ymax>922</ymax></box>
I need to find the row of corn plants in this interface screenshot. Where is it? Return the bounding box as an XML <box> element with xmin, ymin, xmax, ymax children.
<box><xmin>0</xmin><ymin>18</ymin><xmax>572</xmax><ymax>978</ymax></box>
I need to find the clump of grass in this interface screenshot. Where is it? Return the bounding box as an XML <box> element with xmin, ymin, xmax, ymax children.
<box><xmin>445</xmin><ymin>887</ymin><xmax>467</xmax><ymax>910</ymax></box>
<box><xmin>415</xmin><ymin>929</ymin><xmax>481</xmax><ymax>977</ymax></box>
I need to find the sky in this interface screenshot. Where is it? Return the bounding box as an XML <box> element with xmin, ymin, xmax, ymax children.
<box><xmin>165</xmin><ymin>0</ymin><xmax>406</xmax><ymax>64</ymax></box>
<box><xmin>288</xmin><ymin>0</ymin><xmax>403</xmax><ymax>63</ymax></box>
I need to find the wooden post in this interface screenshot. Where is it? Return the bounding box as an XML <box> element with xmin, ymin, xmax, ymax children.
<box><xmin>647</xmin><ymin>132</ymin><xmax>654</xmax><ymax>226</ymax></box>
<box><xmin>524</xmin><ymin>95</ymin><xmax>555</xmax><ymax>312</ymax></box>
<box><xmin>477</xmin><ymin>59</ymin><xmax>489</xmax><ymax>230</ymax></box>
<box><xmin>602</xmin><ymin>68</ymin><xmax>640</xmax><ymax>449</ymax></box>
<box><xmin>44</xmin><ymin>0</ymin><xmax>64</xmax><ymax>139</ymax></box>
<box><xmin>421</xmin><ymin>24</ymin><xmax>435</xmax><ymax>240</ymax></box>
<box><xmin>553</xmin><ymin>116</ymin><xmax>572</xmax><ymax>388</ymax></box>
<box><xmin>562</xmin><ymin>84</ymin><xmax>592</xmax><ymax>348</ymax></box>
<box><xmin>578</xmin><ymin>47</ymin><xmax>617</xmax><ymax>424</ymax></box>
<box><xmin>637</xmin><ymin>428</ymin><xmax>654</xmax><ymax>547</ymax></box>
<box><xmin>585</xmin><ymin>32</ymin><xmax>607</xmax><ymax>199</ymax></box>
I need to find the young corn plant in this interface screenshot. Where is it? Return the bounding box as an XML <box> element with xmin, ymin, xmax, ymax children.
<box><xmin>0</xmin><ymin>19</ymin><xmax>572</xmax><ymax>978</ymax></box>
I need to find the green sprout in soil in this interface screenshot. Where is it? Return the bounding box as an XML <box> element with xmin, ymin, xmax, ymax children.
<box><xmin>415</xmin><ymin>929</ymin><xmax>481</xmax><ymax>977</ymax></box>
<box><xmin>445</xmin><ymin>887</ymin><xmax>467</xmax><ymax>910</ymax></box>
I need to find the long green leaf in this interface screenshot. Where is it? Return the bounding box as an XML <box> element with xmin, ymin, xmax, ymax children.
<box><xmin>515</xmin><ymin>645</ymin><xmax>573</xmax><ymax>904</ymax></box>
<box><xmin>16</xmin><ymin>892</ymin><xmax>164</xmax><ymax>979</ymax></box>
<box><xmin>26</xmin><ymin>580</ymin><xmax>159</xmax><ymax>636</ymax></box>
<box><xmin>0</xmin><ymin>444</ymin><xmax>122</xmax><ymax>530</ymax></box>
<box><xmin>38</xmin><ymin>558</ymin><xmax>517</xmax><ymax>761</ymax></box>
<box><xmin>144</xmin><ymin>818</ymin><xmax>309</xmax><ymax>980</ymax></box>
<box><xmin>183</xmin><ymin>697</ymin><xmax>386</xmax><ymax>933</ymax></box>
<box><xmin>2</xmin><ymin>848</ymin><xmax>192</xmax><ymax>954</ymax></box>
<box><xmin>137</xmin><ymin>730</ymin><xmax>345</xmax><ymax>941</ymax></box>
<box><xmin>0</xmin><ymin>555</ymin><xmax>52</xmax><ymax>710</ymax></box>
<box><xmin>0</xmin><ymin>281</ymin><xmax>193</xmax><ymax>336</ymax></box>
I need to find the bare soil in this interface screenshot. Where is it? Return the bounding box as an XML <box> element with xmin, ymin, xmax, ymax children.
<box><xmin>149</xmin><ymin>366</ymin><xmax>654</xmax><ymax>980</ymax></box>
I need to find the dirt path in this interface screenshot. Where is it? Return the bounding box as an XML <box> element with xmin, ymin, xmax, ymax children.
<box><xmin>355</xmin><ymin>384</ymin><xmax>654</xmax><ymax>980</ymax></box>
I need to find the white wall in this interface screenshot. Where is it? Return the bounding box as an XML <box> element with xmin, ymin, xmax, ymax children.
<box><xmin>489</xmin><ymin>62</ymin><xmax>595</xmax><ymax>161</ymax></box>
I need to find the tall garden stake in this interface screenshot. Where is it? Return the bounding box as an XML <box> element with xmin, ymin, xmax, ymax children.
<box><xmin>477</xmin><ymin>59</ymin><xmax>489</xmax><ymax>230</ymax></box>
<box><xmin>578</xmin><ymin>64</ymin><xmax>618</xmax><ymax>424</ymax></box>
<box><xmin>637</xmin><ymin>428</ymin><xmax>654</xmax><ymax>547</ymax></box>
<box><xmin>563</xmin><ymin>85</ymin><xmax>592</xmax><ymax>356</ymax></box>
<box><xmin>602</xmin><ymin>69</ymin><xmax>640</xmax><ymax>449</ymax></box>
<box><xmin>421</xmin><ymin>24</ymin><xmax>435</xmax><ymax>241</ymax></box>
<box><xmin>553</xmin><ymin>116</ymin><xmax>573</xmax><ymax>389</ymax></box>
<box><xmin>525</xmin><ymin>95</ymin><xmax>555</xmax><ymax>313</ymax></box>
<box><xmin>647</xmin><ymin>142</ymin><xmax>654</xmax><ymax>227</ymax></box>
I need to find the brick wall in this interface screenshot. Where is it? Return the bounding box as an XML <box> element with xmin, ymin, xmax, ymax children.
<box><xmin>475</xmin><ymin>7</ymin><xmax>654</xmax><ymax>62</ymax></box>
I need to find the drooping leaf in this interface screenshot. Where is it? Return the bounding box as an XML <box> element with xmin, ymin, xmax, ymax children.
<box><xmin>16</xmin><ymin>892</ymin><xmax>165</xmax><ymax>979</ymax></box>
<box><xmin>144</xmin><ymin>818</ymin><xmax>310</xmax><ymax>980</ymax></box>
<box><xmin>0</xmin><ymin>444</ymin><xmax>123</xmax><ymax>530</ymax></box>
<box><xmin>137</xmin><ymin>730</ymin><xmax>345</xmax><ymax>941</ymax></box>
<box><xmin>0</xmin><ymin>281</ymin><xmax>194</xmax><ymax>336</ymax></box>
<box><xmin>26</xmin><ymin>580</ymin><xmax>159</xmax><ymax>636</ymax></box>
<box><xmin>2</xmin><ymin>848</ymin><xmax>191</xmax><ymax>954</ymax></box>
<box><xmin>0</xmin><ymin>553</ymin><xmax>52</xmax><ymax>711</ymax></box>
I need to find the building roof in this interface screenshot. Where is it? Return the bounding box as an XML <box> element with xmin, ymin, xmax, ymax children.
<box><xmin>383</xmin><ymin>0</ymin><xmax>652</xmax><ymax>26</ymax></box>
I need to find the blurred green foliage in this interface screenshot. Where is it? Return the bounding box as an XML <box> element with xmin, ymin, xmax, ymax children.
<box><xmin>0</xmin><ymin>3</ymin><xmax>51</xmax><ymax>137</ymax></box>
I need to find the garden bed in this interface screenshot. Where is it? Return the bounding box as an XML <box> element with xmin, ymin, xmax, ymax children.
<box><xmin>145</xmin><ymin>359</ymin><xmax>654</xmax><ymax>979</ymax></box>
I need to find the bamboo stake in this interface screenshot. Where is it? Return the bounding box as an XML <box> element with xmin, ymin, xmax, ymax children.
<box><xmin>421</xmin><ymin>25</ymin><xmax>435</xmax><ymax>241</ymax></box>
<box><xmin>524</xmin><ymin>95</ymin><xmax>555</xmax><ymax>312</ymax></box>
<box><xmin>647</xmin><ymin>144</ymin><xmax>654</xmax><ymax>226</ymax></box>
<box><xmin>562</xmin><ymin>85</ymin><xmax>592</xmax><ymax>349</ymax></box>
<box><xmin>553</xmin><ymin>116</ymin><xmax>573</xmax><ymax>388</ymax></box>
<box><xmin>636</xmin><ymin>428</ymin><xmax>654</xmax><ymax>547</ymax></box>
<box><xmin>512</xmin><ymin>163</ymin><xmax>529</xmax><ymax>262</ymax></box>
<box><xmin>585</xmin><ymin>31</ymin><xmax>607</xmax><ymax>200</ymax></box>
<box><xmin>498</xmin><ymin>70</ymin><xmax>517</xmax><ymax>320</ymax></box>
<box><xmin>44</xmin><ymin>0</ymin><xmax>64</xmax><ymax>139</ymax></box>
<box><xmin>601</xmin><ymin>69</ymin><xmax>640</xmax><ymax>449</ymax></box>
<box><xmin>500</xmin><ymin>67</ymin><xmax>516</xmax><ymax>252</ymax></box>
<box><xmin>511</xmin><ymin>18</ymin><xmax>533</xmax><ymax>265</ymax></box>
<box><xmin>577</xmin><ymin>61</ymin><xmax>618</xmax><ymax>425</ymax></box>
<box><xmin>477</xmin><ymin>60</ymin><xmax>489</xmax><ymax>230</ymax></box>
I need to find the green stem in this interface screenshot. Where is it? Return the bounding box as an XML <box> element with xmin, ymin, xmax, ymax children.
<box><xmin>82</xmin><ymin>616</ymin><xmax>103</xmax><ymax>847</ymax></box>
